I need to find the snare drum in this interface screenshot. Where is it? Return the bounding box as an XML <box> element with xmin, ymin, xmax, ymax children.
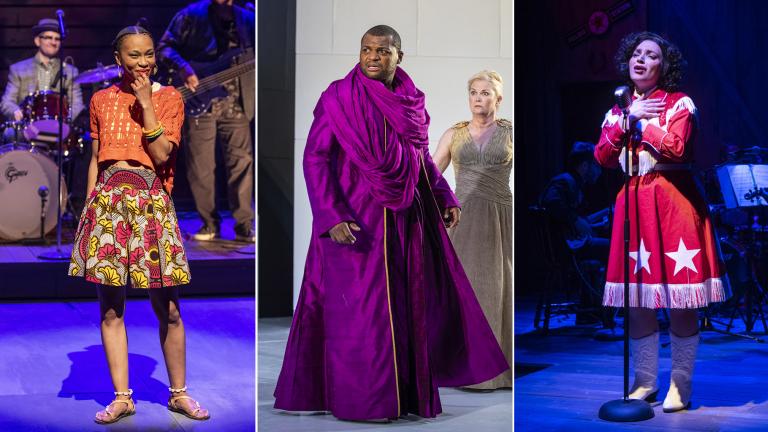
<box><xmin>22</xmin><ymin>91</ymin><xmax>70</xmax><ymax>142</ymax></box>
<box><xmin>0</xmin><ymin>144</ymin><xmax>67</xmax><ymax>240</ymax></box>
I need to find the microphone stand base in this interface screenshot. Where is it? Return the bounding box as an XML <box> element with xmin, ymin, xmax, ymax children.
<box><xmin>38</xmin><ymin>246</ymin><xmax>72</xmax><ymax>261</ymax></box>
<box><xmin>598</xmin><ymin>398</ymin><xmax>654</xmax><ymax>422</ymax></box>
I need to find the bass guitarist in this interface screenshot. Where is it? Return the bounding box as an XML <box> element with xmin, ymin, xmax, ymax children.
<box><xmin>157</xmin><ymin>0</ymin><xmax>255</xmax><ymax>242</ymax></box>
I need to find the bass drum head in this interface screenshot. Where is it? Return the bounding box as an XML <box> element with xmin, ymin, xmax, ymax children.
<box><xmin>0</xmin><ymin>145</ymin><xmax>67</xmax><ymax>240</ymax></box>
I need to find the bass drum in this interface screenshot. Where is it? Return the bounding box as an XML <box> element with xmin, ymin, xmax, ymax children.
<box><xmin>0</xmin><ymin>144</ymin><xmax>67</xmax><ymax>240</ymax></box>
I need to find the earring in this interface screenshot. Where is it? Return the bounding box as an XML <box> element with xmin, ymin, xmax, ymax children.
<box><xmin>117</xmin><ymin>66</ymin><xmax>123</xmax><ymax>79</ymax></box>
<box><xmin>152</xmin><ymin>65</ymin><xmax>158</xmax><ymax>76</ymax></box>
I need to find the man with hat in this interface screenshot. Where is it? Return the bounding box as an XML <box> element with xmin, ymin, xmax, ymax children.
<box><xmin>1</xmin><ymin>17</ymin><xmax>84</xmax><ymax>123</ymax></box>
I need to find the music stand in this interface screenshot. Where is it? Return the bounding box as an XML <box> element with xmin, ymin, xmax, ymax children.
<box><xmin>710</xmin><ymin>164</ymin><xmax>768</xmax><ymax>340</ymax></box>
<box><xmin>717</xmin><ymin>164</ymin><xmax>768</xmax><ymax>209</ymax></box>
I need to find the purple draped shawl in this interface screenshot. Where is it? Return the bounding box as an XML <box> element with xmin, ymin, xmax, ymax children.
<box><xmin>274</xmin><ymin>65</ymin><xmax>509</xmax><ymax>421</ymax></box>
<box><xmin>321</xmin><ymin>66</ymin><xmax>430</xmax><ymax>211</ymax></box>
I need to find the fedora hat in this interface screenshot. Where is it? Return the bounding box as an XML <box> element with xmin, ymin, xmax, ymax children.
<box><xmin>32</xmin><ymin>18</ymin><xmax>60</xmax><ymax>37</ymax></box>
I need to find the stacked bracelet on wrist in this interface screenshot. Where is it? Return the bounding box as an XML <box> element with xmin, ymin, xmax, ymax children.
<box><xmin>142</xmin><ymin>122</ymin><xmax>165</xmax><ymax>140</ymax></box>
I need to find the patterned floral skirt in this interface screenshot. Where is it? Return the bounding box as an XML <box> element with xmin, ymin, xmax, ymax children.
<box><xmin>68</xmin><ymin>166</ymin><xmax>191</xmax><ymax>288</ymax></box>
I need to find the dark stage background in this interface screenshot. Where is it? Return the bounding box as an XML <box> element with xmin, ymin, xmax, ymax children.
<box><xmin>257</xmin><ymin>0</ymin><xmax>295</xmax><ymax>318</ymax></box>
<box><xmin>0</xmin><ymin>0</ymin><xmax>253</xmax><ymax>211</ymax></box>
<box><xmin>515</xmin><ymin>0</ymin><xmax>768</xmax><ymax>297</ymax></box>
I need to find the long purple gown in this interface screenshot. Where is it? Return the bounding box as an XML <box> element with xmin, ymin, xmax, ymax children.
<box><xmin>273</xmin><ymin>66</ymin><xmax>509</xmax><ymax>420</ymax></box>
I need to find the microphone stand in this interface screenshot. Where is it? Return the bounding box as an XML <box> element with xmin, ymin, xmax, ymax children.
<box><xmin>39</xmin><ymin>189</ymin><xmax>48</xmax><ymax>244</ymax></box>
<box><xmin>599</xmin><ymin>108</ymin><xmax>655</xmax><ymax>422</ymax></box>
<box><xmin>39</xmin><ymin>13</ymin><xmax>71</xmax><ymax>261</ymax></box>
<box><xmin>21</xmin><ymin>187</ymin><xmax>50</xmax><ymax>246</ymax></box>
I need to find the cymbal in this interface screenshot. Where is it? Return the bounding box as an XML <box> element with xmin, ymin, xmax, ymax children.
<box><xmin>74</xmin><ymin>64</ymin><xmax>120</xmax><ymax>84</ymax></box>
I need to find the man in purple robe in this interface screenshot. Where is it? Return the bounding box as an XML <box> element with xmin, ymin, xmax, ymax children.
<box><xmin>273</xmin><ymin>25</ymin><xmax>509</xmax><ymax>421</ymax></box>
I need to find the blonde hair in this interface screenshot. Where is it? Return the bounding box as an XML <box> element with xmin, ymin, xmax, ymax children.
<box><xmin>467</xmin><ymin>70</ymin><xmax>504</xmax><ymax>98</ymax></box>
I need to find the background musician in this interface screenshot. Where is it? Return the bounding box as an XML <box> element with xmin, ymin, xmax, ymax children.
<box><xmin>1</xmin><ymin>17</ymin><xmax>83</xmax><ymax>124</ymax></box>
<box><xmin>540</xmin><ymin>141</ymin><xmax>609</xmax><ymax>260</ymax></box>
<box><xmin>157</xmin><ymin>0</ymin><xmax>255</xmax><ymax>242</ymax></box>
<box><xmin>540</xmin><ymin>141</ymin><xmax>610</xmax><ymax>325</ymax></box>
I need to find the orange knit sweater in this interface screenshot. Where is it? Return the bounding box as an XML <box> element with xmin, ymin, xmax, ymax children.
<box><xmin>90</xmin><ymin>83</ymin><xmax>184</xmax><ymax>192</ymax></box>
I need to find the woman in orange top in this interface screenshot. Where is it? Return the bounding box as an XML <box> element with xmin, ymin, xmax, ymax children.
<box><xmin>68</xmin><ymin>25</ymin><xmax>209</xmax><ymax>424</ymax></box>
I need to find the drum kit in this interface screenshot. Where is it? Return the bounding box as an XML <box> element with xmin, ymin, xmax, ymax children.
<box><xmin>0</xmin><ymin>62</ymin><xmax>120</xmax><ymax>242</ymax></box>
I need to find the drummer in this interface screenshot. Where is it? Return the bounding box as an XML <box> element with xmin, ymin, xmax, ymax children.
<box><xmin>0</xmin><ymin>17</ymin><xmax>84</xmax><ymax>124</ymax></box>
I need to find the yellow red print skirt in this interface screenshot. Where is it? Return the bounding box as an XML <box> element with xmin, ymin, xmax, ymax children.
<box><xmin>68</xmin><ymin>166</ymin><xmax>191</xmax><ymax>288</ymax></box>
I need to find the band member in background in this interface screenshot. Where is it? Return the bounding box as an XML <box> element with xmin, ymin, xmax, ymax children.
<box><xmin>157</xmin><ymin>0</ymin><xmax>255</xmax><ymax>242</ymax></box>
<box><xmin>68</xmin><ymin>25</ymin><xmax>209</xmax><ymax>424</ymax></box>
<box><xmin>540</xmin><ymin>141</ymin><xmax>610</xmax><ymax>325</ymax></box>
<box><xmin>540</xmin><ymin>141</ymin><xmax>608</xmax><ymax>260</ymax></box>
<box><xmin>1</xmin><ymin>18</ymin><xmax>83</xmax><ymax>123</ymax></box>
<box><xmin>595</xmin><ymin>31</ymin><xmax>729</xmax><ymax>412</ymax></box>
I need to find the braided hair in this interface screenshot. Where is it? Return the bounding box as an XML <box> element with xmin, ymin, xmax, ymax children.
<box><xmin>112</xmin><ymin>18</ymin><xmax>154</xmax><ymax>53</ymax></box>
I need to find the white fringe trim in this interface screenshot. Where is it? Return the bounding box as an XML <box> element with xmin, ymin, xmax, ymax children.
<box><xmin>619</xmin><ymin>146</ymin><xmax>627</xmax><ymax>173</ymax></box>
<box><xmin>667</xmin><ymin>96</ymin><xmax>697</xmax><ymax>124</ymax></box>
<box><xmin>618</xmin><ymin>147</ymin><xmax>659</xmax><ymax>176</ymax></box>
<box><xmin>602</xmin><ymin>109</ymin><xmax>620</xmax><ymax>128</ymax></box>
<box><xmin>637</xmin><ymin>149</ymin><xmax>657</xmax><ymax>176</ymax></box>
<box><xmin>603</xmin><ymin>278</ymin><xmax>727</xmax><ymax>309</ymax></box>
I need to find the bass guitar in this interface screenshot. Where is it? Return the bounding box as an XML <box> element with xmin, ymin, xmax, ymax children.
<box><xmin>164</xmin><ymin>47</ymin><xmax>254</xmax><ymax>118</ymax></box>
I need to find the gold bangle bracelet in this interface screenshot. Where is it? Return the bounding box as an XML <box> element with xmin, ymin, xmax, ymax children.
<box><xmin>145</xmin><ymin>127</ymin><xmax>165</xmax><ymax>140</ymax></box>
<box><xmin>142</xmin><ymin>122</ymin><xmax>164</xmax><ymax>137</ymax></box>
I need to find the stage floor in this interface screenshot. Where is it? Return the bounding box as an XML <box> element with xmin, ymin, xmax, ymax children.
<box><xmin>0</xmin><ymin>211</ymin><xmax>255</xmax><ymax>299</ymax></box>
<box><xmin>0</xmin><ymin>296</ymin><xmax>254</xmax><ymax>431</ymax></box>
<box><xmin>258</xmin><ymin>317</ymin><xmax>513</xmax><ymax>431</ymax></box>
<box><xmin>514</xmin><ymin>299</ymin><xmax>768</xmax><ymax>431</ymax></box>
<box><xmin>0</xmin><ymin>210</ymin><xmax>252</xmax><ymax>263</ymax></box>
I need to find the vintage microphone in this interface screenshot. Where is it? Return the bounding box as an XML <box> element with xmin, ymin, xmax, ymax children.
<box><xmin>39</xmin><ymin>10</ymin><xmax>71</xmax><ymax>260</ymax></box>
<box><xmin>615</xmin><ymin>85</ymin><xmax>631</xmax><ymax>115</ymax></box>
<box><xmin>598</xmin><ymin>86</ymin><xmax>655</xmax><ymax>422</ymax></box>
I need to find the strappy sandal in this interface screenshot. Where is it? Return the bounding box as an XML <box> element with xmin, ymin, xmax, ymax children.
<box><xmin>94</xmin><ymin>389</ymin><xmax>136</xmax><ymax>425</ymax></box>
<box><xmin>167</xmin><ymin>386</ymin><xmax>210</xmax><ymax>420</ymax></box>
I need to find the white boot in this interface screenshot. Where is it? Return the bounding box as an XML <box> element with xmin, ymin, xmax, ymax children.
<box><xmin>628</xmin><ymin>332</ymin><xmax>659</xmax><ymax>401</ymax></box>
<box><xmin>663</xmin><ymin>332</ymin><xmax>699</xmax><ymax>412</ymax></box>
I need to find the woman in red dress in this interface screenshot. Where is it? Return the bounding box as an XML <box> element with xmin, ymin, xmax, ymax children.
<box><xmin>595</xmin><ymin>32</ymin><xmax>729</xmax><ymax>412</ymax></box>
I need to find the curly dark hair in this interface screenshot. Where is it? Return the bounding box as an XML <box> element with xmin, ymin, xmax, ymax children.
<box><xmin>615</xmin><ymin>31</ymin><xmax>686</xmax><ymax>92</ymax></box>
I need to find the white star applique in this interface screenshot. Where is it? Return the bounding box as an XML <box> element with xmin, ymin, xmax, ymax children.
<box><xmin>665</xmin><ymin>238</ymin><xmax>701</xmax><ymax>276</ymax></box>
<box><xmin>629</xmin><ymin>239</ymin><xmax>652</xmax><ymax>275</ymax></box>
